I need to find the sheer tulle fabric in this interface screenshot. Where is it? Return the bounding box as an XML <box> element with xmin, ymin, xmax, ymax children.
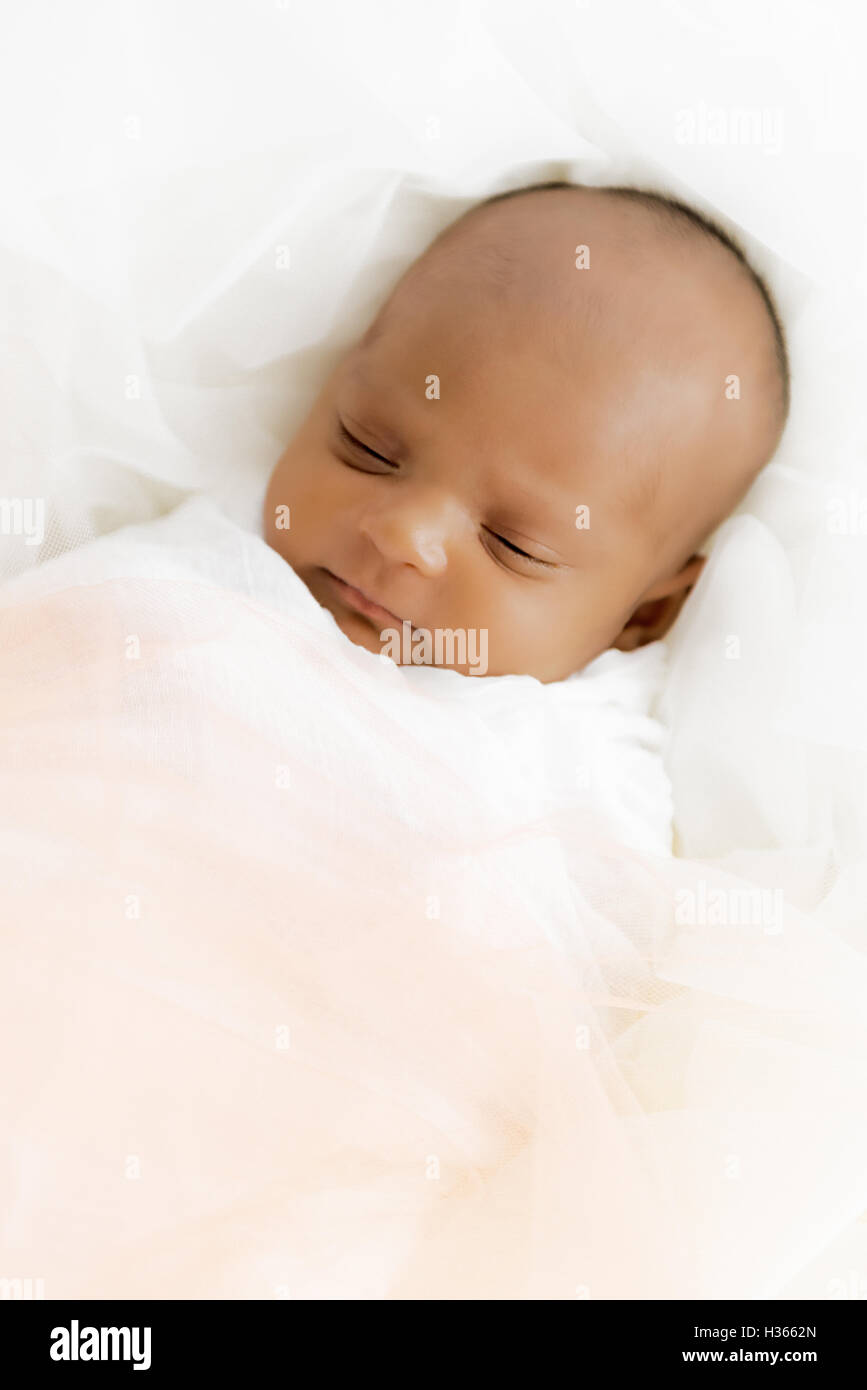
<box><xmin>2</xmin><ymin>571</ymin><xmax>865</xmax><ymax>1300</ymax></box>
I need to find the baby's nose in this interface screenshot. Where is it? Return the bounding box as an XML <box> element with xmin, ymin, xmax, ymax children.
<box><xmin>359</xmin><ymin>491</ymin><xmax>461</xmax><ymax>577</ymax></box>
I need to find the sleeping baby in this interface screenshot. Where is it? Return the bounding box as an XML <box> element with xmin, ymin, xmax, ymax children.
<box><xmin>9</xmin><ymin>183</ymin><xmax>848</xmax><ymax>1305</ymax></box>
<box><xmin>264</xmin><ymin>181</ymin><xmax>789</xmax><ymax>681</ymax></box>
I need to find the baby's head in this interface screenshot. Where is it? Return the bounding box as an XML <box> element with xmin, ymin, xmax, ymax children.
<box><xmin>265</xmin><ymin>182</ymin><xmax>789</xmax><ymax>681</ymax></box>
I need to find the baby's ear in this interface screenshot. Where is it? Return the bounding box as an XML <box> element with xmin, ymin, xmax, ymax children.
<box><xmin>611</xmin><ymin>554</ymin><xmax>706</xmax><ymax>651</ymax></box>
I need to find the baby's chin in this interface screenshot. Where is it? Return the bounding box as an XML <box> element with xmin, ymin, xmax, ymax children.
<box><xmin>331</xmin><ymin>609</ymin><xmax>389</xmax><ymax>657</ymax></box>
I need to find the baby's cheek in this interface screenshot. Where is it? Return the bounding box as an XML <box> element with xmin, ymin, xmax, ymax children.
<box><xmin>265</xmin><ymin>449</ymin><xmax>329</xmax><ymax>557</ymax></box>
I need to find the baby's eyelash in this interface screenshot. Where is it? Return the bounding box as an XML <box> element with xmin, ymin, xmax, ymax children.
<box><xmin>337</xmin><ymin>420</ymin><xmax>396</xmax><ymax>466</ymax></box>
<box><xmin>484</xmin><ymin>528</ymin><xmax>552</xmax><ymax>568</ymax></box>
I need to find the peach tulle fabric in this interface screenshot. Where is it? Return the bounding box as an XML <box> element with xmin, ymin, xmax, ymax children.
<box><xmin>1</xmin><ymin>560</ymin><xmax>865</xmax><ymax>1299</ymax></box>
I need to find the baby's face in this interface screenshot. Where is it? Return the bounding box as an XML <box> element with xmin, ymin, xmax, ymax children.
<box><xmin>266</xmin><ymin>194</ymin><xmax>776</xmax><ymax>680</ymax></box>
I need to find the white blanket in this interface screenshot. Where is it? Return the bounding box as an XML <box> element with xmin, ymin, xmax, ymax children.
<box><xmin>1</xmin><ymin>499</ymin><xmax>865</xmax><ymax>1298</ymax></box>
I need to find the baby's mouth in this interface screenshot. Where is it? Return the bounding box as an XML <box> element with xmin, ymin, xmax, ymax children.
<box><xmin>319</xmin><ymin>568</ymin><xmax>409</xmax><ymax>631</ymax></box>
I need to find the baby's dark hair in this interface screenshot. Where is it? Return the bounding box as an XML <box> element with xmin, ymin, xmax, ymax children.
<box><xmin>473</xmin><ymin>180</ymin><xmax>791</xmax><ymax>431</ymax></box>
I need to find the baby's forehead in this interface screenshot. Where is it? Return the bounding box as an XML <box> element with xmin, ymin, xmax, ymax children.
<box><xmin>378</xmin><ymin>199</ymin><xmax>766</xmax><ymax>406</ymax></box>
<box><xmin>350</xmin><ymin>195</ymin><xmax>781</xmax><ymax>556</ymax></box>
